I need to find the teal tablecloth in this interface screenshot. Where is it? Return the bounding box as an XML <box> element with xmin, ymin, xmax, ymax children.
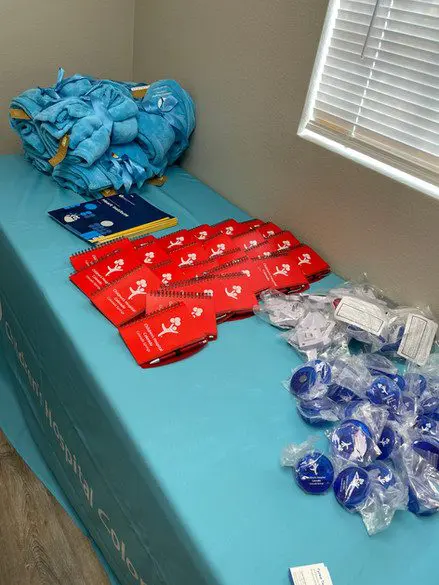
<box><xmin>0</xmin><ymin>155</ymin><xmax>434</xmax><ymax>585</ymax></box>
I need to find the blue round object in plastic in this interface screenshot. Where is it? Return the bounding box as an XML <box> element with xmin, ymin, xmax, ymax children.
<box><xmin>408</xmin><ymin>486</ymin><xmax>439</xmax><ymax>517</ymax></box>
<box><xmin>388</xmin><ymin>374</ymin><xmax>406</xmax><ymax>391</ymax></box>
<box><xmin>289</xmin><ymin>360</ymin><xmax>331</xmax><ymax>396</ymax></box>
<box><xmin>294</xmin><ymin>452</ymin><xmax>334</xmax><ymax>494</ymax></box>
<box><xmin>377</xmin><ymin>425</ymin><xmax>396</xmax><ymax>460</ymax></box>
<box><xmin>327</xmin><ymin>384</ymin><xmax>358</xmax><ymax>404</ymax></box>
<box><xmin>366</xmin><ymin>462</ymin><xmax>396</xmax><ymax>489</ymax></box>
<box><xmin>343</xmin><ymin>400</ymin><xmax>362</xmax><ymax>418</ymax></box>
<box><xmin>416</xmin><ymin>415</ymin><xmax>438</xmax><ymax>436</ymax></box>
<box><xmin>331</xmin><ymin>419</ymin><xmax>374</xmax><ymax>464</ymax></box>
<box><xmin>296</xmin><ymin>397</ymin><xmax>335</xmax><ymax>426</ymax></box>
<box><xmin>333</xmin><ymin>467</ymin><xmax>370</xmax><ymax>511</ymax></box>
<box><xmin>366</xmin><ymin>376</ymin><xmax>401</xmax><ymax>412</ymax></box>
<box><xmin>420</xmin><ymin>396</ymin><xmax>439</xmax><ymax>415</ymax></box>
<box><xmin>404</xmin><ymin>373</ymin><xmax>427</xmax><ymax>396</ymax></box>
<box><xmin>402</xmin><ymin>394</ymin><xmax>416</xmax><ymax>415</ymax></box>
<box><xmin>290</xmin><ymin>366</ymin><xmax>317</xmax><ymax>397</ymax></box>
<box><xmin>412</xmin><ymin>438</ymin><xmax>439</xmax><ymax>471</ymax></box>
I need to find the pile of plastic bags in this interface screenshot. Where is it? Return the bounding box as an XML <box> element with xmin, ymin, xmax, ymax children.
<box><xmin>9</xmin><ymin>68</ymin><xmax>195</xmax><ymax>197</ymax></box>
<box><xmin>255</xmin><ymin>282</ymin><xmax>439</xmax><ymax>534</ymax></box>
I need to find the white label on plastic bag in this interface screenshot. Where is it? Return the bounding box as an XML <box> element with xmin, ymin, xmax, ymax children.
<box><xmin>334</xmin><ymin>297</ymin><xmax>387</xmax><ymax>336</ymax></box>
<box><xmin>397</xmin><ymin>313</ymin><xmax>438</xmax><ymax>366</ymax></box>
<box><xmin>290</xmin><ymin>563</ymin><xmax>334</xmax><ymax>585</ymax></box>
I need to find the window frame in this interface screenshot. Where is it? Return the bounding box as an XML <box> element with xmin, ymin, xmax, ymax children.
<box><xmin>298</xmin><ymin>0</ymin><xmax>439</xmax><ymax>201</ymax></box>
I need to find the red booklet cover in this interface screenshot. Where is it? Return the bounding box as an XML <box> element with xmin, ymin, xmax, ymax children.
<box><xmin>168</xmin><ymin>241</ymin><xmax>210</xmax><ymax>268</ymax></box>
<box><xmin>148</xmin><ymin>258</ymin><xmax>187</xmax><ymax>286</ymax></box>
<box><xmin>179</xmin><ymin>256</ymin><xmax>220</xmax><ymax>280</ymax></box>
<box><xmin>258</xmin><ymin>222</ymin><xmax>282</xmax><ymax>238</ymax></box>
<box><xmin>132</xmin><ymin>234</ymin><xmax>156</xmax><ymax>249</ymax></box>
<box><xmin>202</xmin><ymin>233</ymin><xmax>236</xmax><ymax>259</ymax></box>
<box><xmin>214</xmin><ymin>247</ymin><xmax>248</xmax><ymax>266</ymax></box>
<box><xmin>186</xmin><ymin>224</ymin><xmax>219</xmax><ymax>242</ymax></box>
<box><xmin>246</xmin><ymin>230</ymin><xmax>301</xmax><ymax>258</ymax></box>
<box><xmin>144</xmin><ymin>290</ymin><xmax>217</xmax><ymax>340</ymax></box>
<box><xmin>136</xmin><ymin>240</ymin><xmax>170</xmax><ymax>266</ymax></box>
<box><xmin>119</xmin><ymin>302</ymin><xmax>209</xmax><ymax>367</ymax></box>
<box><xmin>211</xmin><ymin>219</ymin><xmax>249</xmax><ymax>237</ymax></box>
<box><xmin>70</xmin><ymin>248</ymin><xmax>144</xmax><ymax>297</ymax></box>
<box><xmin>159</xmin><ymin>229</ymin><xmax>197</xmax><ymax>250</ymax></box>
<box><xmin>69</xmin><ymin>238</ymin><xmax>133</xmax><ymax>271</ymax></box>
<box><xmin>207</xmin><ymin>256</ymin><xmax>268</xmax><ymax>295</ymax></box>
<box><xmin>170</xmin><ymin>272</ymin><xmax>257</xmax><ymax>321</ymax></box>
<box><xmin>240</xmin><ymin>218</ymin><xmax>264</xmax><ymax>230</ymax></box>
<box><xmin>91</xmin><ymin>265</ymin><xmax>161</xmax><ymax>326</ymax></box>
<box><xmin>231</xmin><ymin>229</ymin><xmax>266</xmax><ymax>252</ymax></box>
<box><xmin>252</xmin><ymin>252</ymin><xmax>310</xmax><ymax>293</ymax></box>
<box><xmin>288</xmin><ymin>245</ymin><xmax>330</xmax><ymax>282</ymax></box>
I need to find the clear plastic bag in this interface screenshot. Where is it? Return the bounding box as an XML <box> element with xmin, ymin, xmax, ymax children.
<box><xmin>281</xmin><ymin>437</ymin><xmax>335</xmax><ymax>495</ymax></box>
<box><xmin>333</xmin><ymin>463</ymin><xmax>408</xmax><ymax>535</ymax></box>
<box><xmin>285</xmin><ymin>359</ymin><xmax>332</xmax><ymax>400</ymax></box>
<box><xmin>327</xmin><ymin>402</ymin><xmax>387</xmax><ymax>466</ymax></box>
<box><xmin>282</xmin><ymin>310</ymin><xmax>346</xmax><ymax>360</ymax></box>
<box><xmin>254</xmin><ymin>289</ymin><xmax>307</xmax><ymax>329</ymax></box>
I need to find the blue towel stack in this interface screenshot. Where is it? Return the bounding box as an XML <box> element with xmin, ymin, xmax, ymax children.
<box><xmin>10</xmin><ymin>68</ymin><xmax>196</xmax><ymax>197</ymax></box>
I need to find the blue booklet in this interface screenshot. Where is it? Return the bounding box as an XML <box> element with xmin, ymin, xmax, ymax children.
<box><xmin>48</xmin><ymin>192</ymin><xmax>177</xmax><ymax>244</ymax></box>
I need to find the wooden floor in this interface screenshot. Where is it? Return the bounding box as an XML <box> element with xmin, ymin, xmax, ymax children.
<box><xmin>0</xmin><ymin>430</ymin><xmax>110</xmax><ymax>585</ymax></box>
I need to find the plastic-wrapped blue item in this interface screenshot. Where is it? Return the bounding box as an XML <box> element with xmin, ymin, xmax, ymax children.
<box><xmin>287</xmin><ymin>360</ymin><xmax>331</xmax><ymax>399</ymax></box>
<box><xmin>296</xmin><ymin>396</ymin><xmax>339</xmax><ymax>426</ymax></box>
<box><xmin>394</xmin><ymin>440</ymin><xmax>439</xmax><ymax>516</ymax></box>
<box><xmin>404</xmin><ymin>373</ymin><xmax>428</xmax><ymax>396</ymax></box>
<box><xmin>281</xmin><ymin>438</ymin><xmax>334</xmax><ymax>495</ymax></box>
<box><xmin>333</xmin><ymin>463</ymin><xmax>408</xmax><ymax>534</ymax></box>
<box><xmin>366</xmin><ymin>376</ymin><xmax>402</xmax><ymax>414</ymax></box>
<box><xmin>377</xmin><ymin>426</ymin><xmax>398</xmax><ymax>461</ymax></box>
<box><xmin>328</xmin><ymin>402</ymin><xmax>387</xmax><ymax>465</ymax></box>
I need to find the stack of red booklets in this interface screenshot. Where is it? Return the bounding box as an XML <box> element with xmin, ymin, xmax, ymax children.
<box><xmin>69</xmin><ymin>218</ymin><xmax>330</xmax><ymax>367</ymax></box>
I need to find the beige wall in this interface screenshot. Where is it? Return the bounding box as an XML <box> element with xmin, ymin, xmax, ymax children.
<box><xmin>0</xmin><ymin>0</ymin><xmax>135</xmax><ymax>154</ymax></box>
<box><xmin>133</xmin><ymin>0</ymin><xmax>439</xmax><ymax>314</ymax></box>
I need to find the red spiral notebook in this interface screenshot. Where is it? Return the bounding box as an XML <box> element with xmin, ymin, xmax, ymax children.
<box><xmin>119</xmin><ymin>302</ymin><xmax>209</xmax><ymax>367</ymax></box>
<box><xmin>246</xmin><ymin>230</ymin><xmax>301</xmax><ymax>259</ymax></box>
<box><xmin>170</xmin><ymin>272</ymin><xmax>257</xmax><ymax>321</ymax></box>
<box><xmin>70</xmin><ymin>247</ymin><xmax>144</xmax><ymax>297</ymax></box>
<box><xmin>288</xmin><ymin>245</ymin><xmax>331</xmax><ymax>282</ymax></box>
<box><xmin>144</xmin><ymin>290</ymin><xmax>217</xmax><ymax>340</ymax></box>
<box><xmin>69</xmin><ymin>238</ymin><xmax>134</xmax><ymax>271</ymax></box>
<box><xmin>91</xmin><ymin>265</ymin><xmax>161</xmax><ymax>326</ymax></box>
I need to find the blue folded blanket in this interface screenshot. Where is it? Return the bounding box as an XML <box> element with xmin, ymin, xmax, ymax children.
<box><xmin>10</xmin><ymin>68</ymin><xmax>196</xmax><ymax>197</ymax></box>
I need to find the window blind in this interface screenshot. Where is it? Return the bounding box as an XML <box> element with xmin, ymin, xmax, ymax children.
<box><xmin>303</xmin><ymin>0</ymin><xmax>439</xmax><ymax>185</ymax></box>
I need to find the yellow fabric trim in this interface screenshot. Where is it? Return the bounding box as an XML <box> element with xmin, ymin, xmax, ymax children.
<box><xmin>131</xmin><ymin>85</ymin><xmax>149</xmax><ymax>99</ymax></box>
<box><xmin>48</xmin><ymin>134</ymin><xmax>70</xmax><ymax>167</ymax></box>
<box><xmin>9</xmin><ymin>108</ymin><xmax>31</xmax><ymax>120</ymax></box>
<box><xmin>147</xmin><ymin>176</ymin><xmax>167</xmax><ymax>187</ymax></box>
<box><xmin>101</xmin><ymin>188</ymin><xmax>118</xmax><ymax>197</ymax></box>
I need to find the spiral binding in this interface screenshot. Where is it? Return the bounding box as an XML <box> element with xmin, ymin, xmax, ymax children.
<box><xmin>70</xmin><ymin>236</ymin><xmax>127</xmax><ymax>260</ymax></box>
<box><xmin>169</xmin><ymin>271</ymin><xmax>249</xmax><ymax>289</ymax></box>
<box><xmin>69</xmin><ymin>245</ymin><xmax>139</xmax><ymax>279</ymax></box>
<box><xmin>146</xmin><ymin>289</ymin><xmax>213</xmax><ymax>300</ymax></box>
<box><xmin>209</xmin><ymin>256</ymin><xmax>249</xmax><ymax>273</ymax></box>
<box><xmin>119</xmin><ymin>301</ymin><xmax>185</xmax><ymax>330</ymax></box>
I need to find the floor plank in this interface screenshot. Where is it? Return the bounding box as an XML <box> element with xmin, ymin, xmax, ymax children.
<box><xmin>0</xmin><ymin>430</ymin><xmax>109</xmax><ymax>585</ymax></box>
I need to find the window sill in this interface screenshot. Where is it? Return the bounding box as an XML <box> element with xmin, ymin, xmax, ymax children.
<box><xmin>298</xmin><ymin>127</ymin><xmax>439</xmax><ymax>202</ymax></box>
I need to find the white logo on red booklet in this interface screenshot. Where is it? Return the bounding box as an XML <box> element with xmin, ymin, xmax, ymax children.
<box><xmin>179</xmin><ymin>253</ymin><xmax>197</xmax><ymax>267</ymax></box>
<box><xmin>197</xmin><ymin>230</ymin><xmax>208</xmax><ymax>240</ymax></box>
<box><xmin>191</xmin><ymin>307</ymin><xmax>204</xmax><ymax>318</ymax></box>
<box><xmin>273</xmin><ymin>263</ymin><xmax>291</xmax><ymax>277</ymax></box>
<box><xmin>203</xmin><ymin>289</ymin><xmax>214</xmax><ymax>296</ymax></box>
<box><xmin>143</xmin><ymin>251</ymin><xmax>155</xmax><ymax>264</ymax></box>
<box><xmin>128</xmin><ymin>279</ymin><xmax>148</xmax><ymax>299</ymax></box>
<box><xmin>168</xmin><ymin>236</ymin><xmax>185</xmax><ymax>248</ymax></box>
<box><xmin>277</xmin><ymin>240</ymin><xmax>291</xmax><ymax>252</ymax></box>
<box><xmin>161</xmin><ymin>272</ymin><xmax>173</xmax><ymax>285</ymax></box>
<box><xmin>245</xmin><ymin>240</ymin><xmax>258</xmax><ymax>250</ymax></box>
<box><xmin>225</xmin><ymin>226</ymin><xmax>234</xmax><ymax>235</ymax></box>
<box><xmin>158</xmin><ymin>316</ymin><xmax>182</xmax><ymax>337</ymax></box>
<box><xmin>298</xmin><ymin>253</ymin><xmax>312</xmax><ymax>265</ymax></box>
<box><xmin>242</xmin><ymin>269</ymin><xmax>251</xmax><ymax>277</ymax></box>
<box><xmin>225</xmin><ymin>285</ymin><xmax>242</xmax><ymax>300</ymax></box>
<box><xmin>105</xmin><ymin>258</ymin><xmax>125</xmax><ymax>276</ymax></box>
<box><xmin>210</xmin><ymin>243</ymin><xmax>226</xmax><ymax>257</ymax></box>
<box><xmin>266</xmin><ymin>230</ymin><xmax>275</xmax><ymax>237</ymax></box>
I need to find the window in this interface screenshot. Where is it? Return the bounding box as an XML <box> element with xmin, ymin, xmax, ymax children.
<box><xmin>299</xmin><ymin>0</ymin><xmax>439</xmax><ymax>199</ymax></box>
